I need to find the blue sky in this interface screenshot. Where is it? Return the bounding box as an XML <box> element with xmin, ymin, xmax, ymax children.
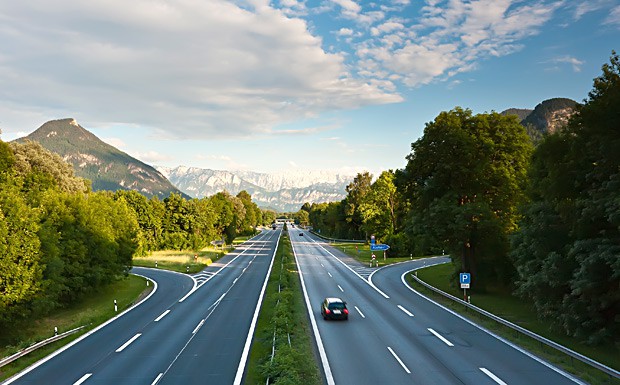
<box><xmin>0</xmin><ymin>0</ymin><xmax>618</xmax><ymax>176</ymax></box>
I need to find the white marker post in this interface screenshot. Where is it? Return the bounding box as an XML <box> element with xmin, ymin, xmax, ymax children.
<box><xmin>114</xmin><ymin>299</ymin><xmax>118</xmax><ymax>312</ymax></box>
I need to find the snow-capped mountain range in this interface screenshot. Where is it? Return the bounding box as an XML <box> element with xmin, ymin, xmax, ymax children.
<box><xmin>157</xmin><ymin>166</ymin><xmax>355</xmax><ymax>212</ymax></box>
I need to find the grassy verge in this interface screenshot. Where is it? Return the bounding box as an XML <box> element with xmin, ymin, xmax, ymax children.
<box><xmin>245</xmin><ymin>233</ymin><xmax>321</xmax><ymax>385</ymax></box>
<box><xmin>0</xmin><ymin>275</ymin><xmax>151</xmax><ymax>381</ymax></box>
<box><xmin>407</xmin><ymin>263</ymin><xmax>620</xmax><ymax>385</ymax></box>
<box><xmin>323</xmin><ymin>240</ymin><xmax>431</xmax><ymax>267</ymax></box>
<box><xmin>133</xmin><ymin>247</ymin><xmax>224</xmax><ymax>273</ymax></box>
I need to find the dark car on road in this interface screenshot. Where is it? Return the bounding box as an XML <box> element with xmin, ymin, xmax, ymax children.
<box><xmin>299</xmin><ymin>232</ymin><xmax>304</xmax><ymax>236</ymax></box>
<box><xmin>320</xmin><ymin>297</ymin><xmax>348</xmax><ymax>320</ymax></box>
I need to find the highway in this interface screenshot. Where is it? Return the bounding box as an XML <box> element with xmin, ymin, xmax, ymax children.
<box><xmin>4</xmin><ymin>228</ymin><xmax>281</xmax><ymax>385</ymax></box>
<box><xmin>290</xmin><ymin>228</ymin><xmax>586</xmax><ymax>385</ymax></box>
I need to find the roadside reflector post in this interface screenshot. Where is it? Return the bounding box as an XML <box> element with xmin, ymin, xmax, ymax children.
<box><xmin>54</xmin><ymin>326</ymin><xmax>58</xmax><ymax>336</ymax></box>
<box><xmin>114</xmin><ymin>299</ymin><xmax>118</xmax><ymax>312</ymax></box>
<box><xmin>155</xmin><ymin>261</ymin><xmax>158</xmax><ymax>268</ymax></box>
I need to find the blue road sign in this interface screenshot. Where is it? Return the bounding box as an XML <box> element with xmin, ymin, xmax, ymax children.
<box><xmin>459</xmin><ymin>273</ymin><xmax>471</xmax><ymax>288</ymax></box>
<box><xmin>370</xmin><ymin>244</ymin><xmax>390</xmax><ymax>251</ymax></box>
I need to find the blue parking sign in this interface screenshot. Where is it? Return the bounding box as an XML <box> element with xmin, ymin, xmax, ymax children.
<box><xmin>459</xmin><ymin>273</ymin><xmax>471</xmax><ymax>288</ymax></box>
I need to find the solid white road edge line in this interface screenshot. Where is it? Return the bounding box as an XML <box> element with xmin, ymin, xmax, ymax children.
<box><xmin>179</xmin><ymin>230</ymin><xmax>272</xmax><ymax>303</ymax></box>
<box><xmin>354</xmin><ymin>306</ymin><xmax>366</xmax><ymax>318</ymax></box>
<box><xmin>73</xmin><ymin>373</ymin><xmax>92</xmax><ymax>385</ymax></box>
<box><xmin>154</xmin><ymin>310</ymin><xmax>170</xmax><ymax>322</ymax></box>
<box><xmin>292</xmin><ymin>236</ymin><xmax>336</xmax><ymax>385</ymax></box>
<box><xmin>2</xmin><ymin>274</ymin><xmax>158</xmax><ymax>385</ymax></box>
<box><xmin>397</xmin><ymin>305</ymin><xmax>414</xmax><ymax>317</ymax></box>
<box><xmin>399</xmin><ymin>270</ymin><xmax>587</xmax><ymax>385</ymax></box>
<box><xmin>427</xmin><ymin>328</ymin><xmax>454</xmax><ymax>347</ymax></box>
<box><xmin>308</xmin><ymin>235</ymin><xmax>390</xmax><ymax>299</ymax></box>
<box><xmin>151</xmin><ymin>373</ymin><xmax>164</xmax><ymax>385</ymax></box>
<box><xmin>387</xmin><ymin>347</ymin><xmax>411</xmax><ymax>374</ymax></box>
<box><xmin>480</xmin><ymin>368</ymin><xmax>508</xmax><ymax>385</ymax></box>
<box><xmin>232</xmin><ymin>230</ymin><xmax>281</xmax><ymax>385</ymax></box>
<box><xmin>192</xmin><ymin>319</ymin><xmax>205</xmax><ymax>334</ymax></box>
<box><xmin>115</xmin><ymin>333</ymin><xmax>142</xmax><ymax>353</ymax></box>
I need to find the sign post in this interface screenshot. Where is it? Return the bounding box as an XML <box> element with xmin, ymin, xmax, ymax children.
<box><xmin>459</xmin><ymin>273</ymin><xmax>471</xmax><ymax>301</ymax></box>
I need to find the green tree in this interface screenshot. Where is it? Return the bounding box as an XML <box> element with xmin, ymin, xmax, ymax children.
<box><xmin>0</xmin><ymin>181</ymin><xmax>42</xmax><ymax>310</ymax></box>
<box><xmin>358</xmin><ymin>170</ymin><xmax>398</xmax><ymax>241</ymax></box>
<box><xmin>343</xmin><ymin>172</ymin><xmax>372</xmax><ymax>239</ymax></box>
<box><xmin>9</xmin><ymin>140</ymin><xmax>89</xmax><ymax>195</ymax></box>
<box><xmin>400</xmin><ymin>107</ymin><xmax>532</xmax><ymax>286</ymax></box>
<box><xmin>511</xmin><ymin>52</ymin><xmax>620</xmax><ymax>343</ymax></box>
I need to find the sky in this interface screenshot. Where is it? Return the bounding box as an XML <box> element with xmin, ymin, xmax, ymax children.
<box><xmin>0</xmin><ymin>0</ymin><xmax>618</xmax><ymax>176</ymax></box>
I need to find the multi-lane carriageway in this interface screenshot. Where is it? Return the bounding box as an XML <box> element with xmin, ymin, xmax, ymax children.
<box><xmin>4</xmin><ymin>226</ymin><xmax>585</xmax><ymax>385</ymax></box>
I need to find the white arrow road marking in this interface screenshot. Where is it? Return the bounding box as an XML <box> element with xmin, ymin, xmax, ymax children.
<box><xmin>398</xmin><ymin>305</ymin><xmax>414</xmax><ymax>317</ymax></box>
<box><xmin>387</xmin><ymin>347</ymin><xmax>411</xmax><ymax>374</ymax></box>
<box><xmin>154</xmin><ymin>310</ymin><xmax>170</xmax><ymax>322</ymax></box>
<box><xmin>116</xmin><ymin>333</ymin><xmax>141</xmax><ymax>352</ymax></box>
<box><xmin>428</xmin><ymin>328</ymin><xmax>454</xmax><ymax>346</ymax></box>
<box><xmin>480</xmin><ymin>368</ymin><xmax>508</xmax><ymax>385</ymax></box>
<box><xmin>73</xmin><ymin>373</ymin><xmax>92</xmax><ymax>385</ymax></box>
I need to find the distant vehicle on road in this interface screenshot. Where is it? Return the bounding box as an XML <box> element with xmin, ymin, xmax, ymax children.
<box><xmin>320</xmin><ymin>297</ymin><xmax>348</xmax><ymax>320</ymax></box>
<box><xmin>299</xmin><ymin>232</ymin><xmax>304</xmax><ymax>236</ymax></box>
<box><xmin>272</xmin><ymin>223</ymin><xmax>276</xmax><ymax>230</ymax></box>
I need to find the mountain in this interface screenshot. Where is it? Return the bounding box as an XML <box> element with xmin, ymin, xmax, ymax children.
<box><xmin>158</xmin><ymin>166</ymin><xmax>353</xmax><ymax>212</ymax></box>
<box><xmin>501</xmin><ymin>98</ymin><xmax>578</xmax><ymax>142</ymax></box>
<box><xmin>520</xmin><ymin>98</ymin><xmax>578</xmax><ymax>135</ymax></box>
<box><xmin>15</xmin><ymin>118</ymin><xmax>184</xmax><ymax>198</ymax></box>
<box><xmin>501</xmin><ymin>108</ymin><xmax>532</xmax><ymax>122</ymax></box>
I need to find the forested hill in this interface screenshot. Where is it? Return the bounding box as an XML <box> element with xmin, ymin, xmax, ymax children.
<box><xmin>15</xmin><ymin>118</ymin><xmax>184</xmax><ymax>199</ymax></box>
<box><xmin>501</xmin><ymin>97</ymin><xmax>578</xmax><ymax>143</ymax></box>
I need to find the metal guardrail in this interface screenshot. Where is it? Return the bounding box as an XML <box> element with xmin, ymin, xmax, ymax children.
<box><xmin>0</xmin><ymin>325</ymin><xmax>87</xmax><ymax>368</ymax></box>
<box><xmin>410</xmin><ymin>272</ymin><xmax>620</xmax><ymax>380</ymax></box>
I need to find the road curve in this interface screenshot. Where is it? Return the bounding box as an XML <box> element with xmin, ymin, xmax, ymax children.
<box><xmin>291</xmin><ymin>228</ymin><xmax>585</xmax><ymax>385</ymax></box>
<box><xmin>4</xmin><ymin>228</ymin><xmax>281</xmax><ymax>385</ymax></box>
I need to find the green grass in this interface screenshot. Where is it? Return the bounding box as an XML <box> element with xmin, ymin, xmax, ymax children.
<box><xmin>326</xmin><ymin>241</ymin><xmax>430</xmax><ymax>267</ymax></box>
<box><xmin>133</xmin><ymin>247</ymin><xmax>225</xmax><ymax>273</ymax></box>
<box><xmin>245</xmin><ymin>234</ymin><xmax>321</xmax><ymax>385</ymax></box>
<box><xmin>408</xmin><ymin>263</ymin><xmax>620</xmax><ymax>385</ymax></box>
<box><xmin>0</xmin><ymin>275</ymin><xmax>151</xmax><ymax>381</ymax></box>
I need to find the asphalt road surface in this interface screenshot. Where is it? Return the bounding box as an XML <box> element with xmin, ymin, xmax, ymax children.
<box><xmin>4</xmin><ymin>228</ymin><xmax>281</xmax><ymax>385</ymax></box>
<box><xmin>290</xmin><ymin>228</ymin><xmax>586</xmax><ymax>385</ymax></box>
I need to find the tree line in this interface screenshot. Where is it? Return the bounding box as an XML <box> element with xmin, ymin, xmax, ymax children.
<box><xmin>297</xmin><ymin>52</ymin><xmax>620</xmax><ymax>344</ymax></box>
<box><xmin>0</xmin><ymin>139</ymin><xmax>275</xmax><ymax>341</ymax></box>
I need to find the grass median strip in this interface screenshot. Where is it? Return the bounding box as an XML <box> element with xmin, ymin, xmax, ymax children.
<box><xmin>245</xmin><ymin>233</ymin><xmax>321</xmax><ymax>385</ymax></box>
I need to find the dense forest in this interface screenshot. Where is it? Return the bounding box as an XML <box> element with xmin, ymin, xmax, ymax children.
<box><xmin>297</xmin><ymin>52</ymin><xmax>620</xmax><ymax>344</ymax></box>
<box><xmin>0</xmin><ymin>139</ymin><xmax>275</xmax><ymax>341</ymax></box>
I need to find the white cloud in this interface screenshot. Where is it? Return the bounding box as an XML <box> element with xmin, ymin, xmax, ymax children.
<box><xmin>604</xmin><ymin>5</ymin><xmax>620</xmax><ymax>27</ymax></box>
<box><xmin>0</xmin><ymin>0</ymin><xmax>400</xmax><ymax>139</ymax></box>
<box><xmin>131</xmin><ymin>150</ymin><xmax>174</xmax><ymax>163</ymax></box>
<box><xmin>337</xmin><ymin>27</ymin><xmax>355</xmax><ymax>36</ymax></box>
<box><xmin>571</xmin><ymin>0</ymin><xmax>610</xmax><ymax>20</ymax></box>
<box><xmin>546</xmin><ymin>56</ymin><xmax>585</xmax><ymax>72</ymax></box>
<box><xmin>351</xmin><ymin>0</ymin><xmax>563</xmax><ymax>87</ymax></box>
<box><xmin>370</xmin><ymin>21</ymin><xmax>405</xmax><ymax>36</ymax></box>
<box><xmin>101</xmin><ymin>137</ymin><xmax>126</xmax><ymax>148</ymax></box>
